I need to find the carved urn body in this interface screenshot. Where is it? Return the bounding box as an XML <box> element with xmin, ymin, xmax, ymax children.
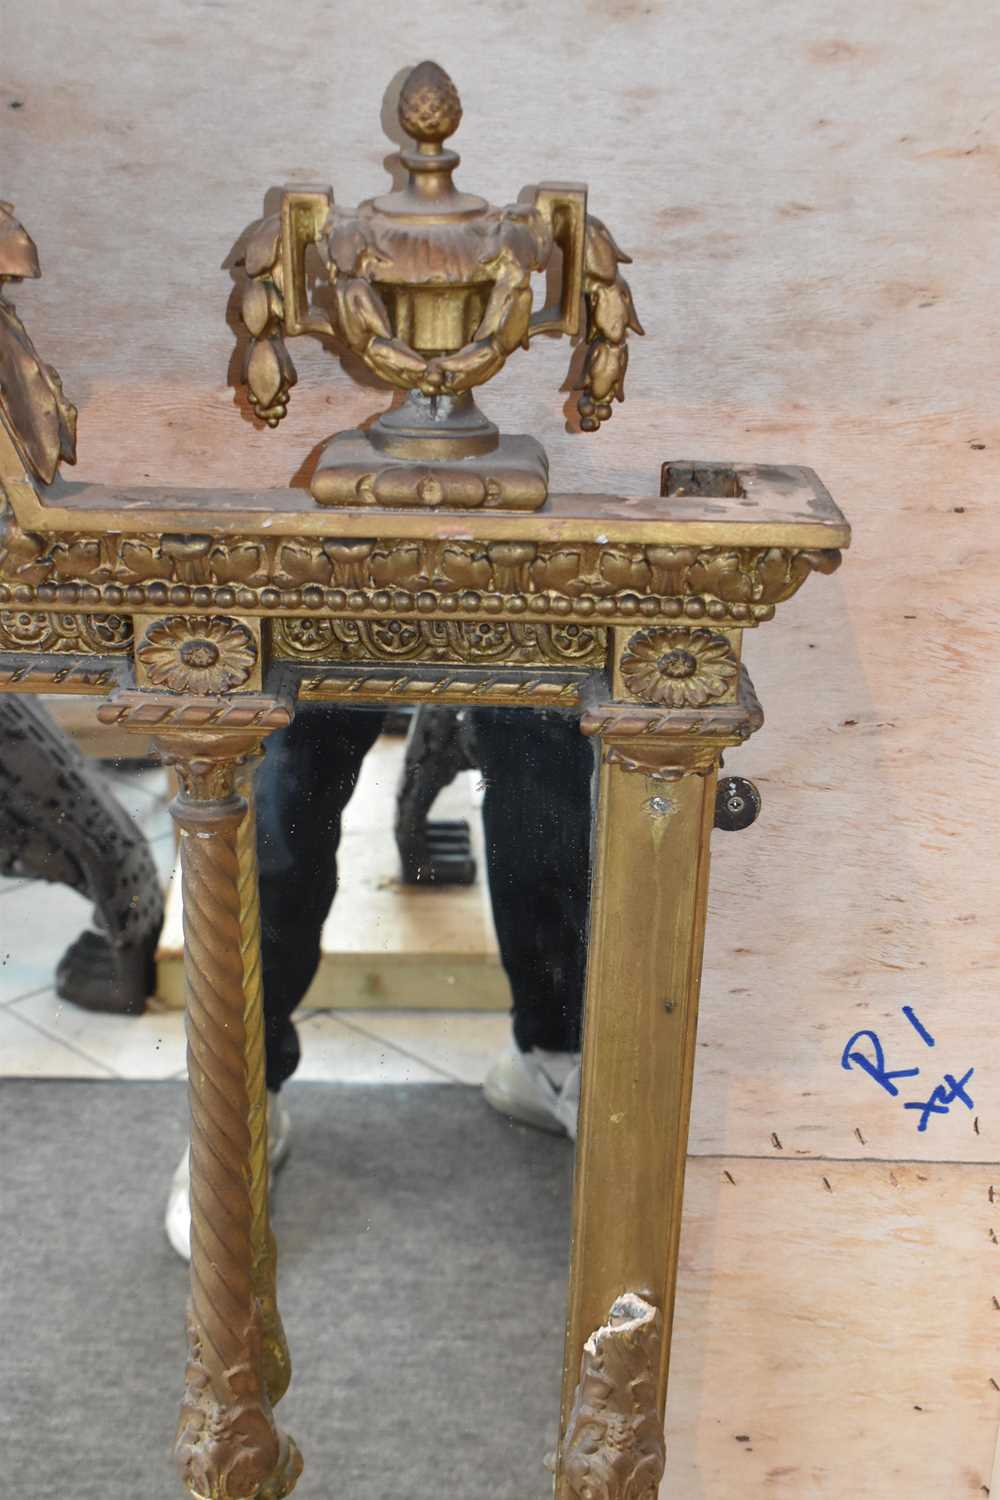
<box><xmin>239</xmin><ymin>61</ymin><xmax>642</xmax><ymax>509</ymax></box>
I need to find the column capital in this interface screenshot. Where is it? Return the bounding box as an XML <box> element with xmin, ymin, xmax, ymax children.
<box><xmin>95</xmin><ymin>689</ymin><xmax>292</xmax><ymax>802</ymax></box>
<box><xmin>96</xmin><ymin>688</ymin><xmax>292</xmax><ymax>738</ymax></box>
<box><xmin>580</xmin><ymin>664</ymin><xmax>763</xmax><ymax>782</ymax></box>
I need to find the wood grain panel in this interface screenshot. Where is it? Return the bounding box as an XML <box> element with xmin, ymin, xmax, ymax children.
<box><xmin>6</xmin><ymin>2</ymin><xmax>998</xmax><ymax>1491</ymax></box>
<box><xmin>665</xmin><ymin>1159</ymin><xmax>999</xmax><ymax>1497</ymax></box>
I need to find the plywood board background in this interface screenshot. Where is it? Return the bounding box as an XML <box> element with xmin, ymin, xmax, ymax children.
<box><xmin>6</xmin><ymin>0</ymin><xmax>999</xmax><ymax>1492</ymax></box>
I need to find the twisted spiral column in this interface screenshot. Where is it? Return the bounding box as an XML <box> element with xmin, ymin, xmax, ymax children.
<box><xmin>160</xmin><ymin>733</ymin><xmax>301</xmax><ymax>1500</ymax></box>
<box><xmin>236</xmin><ymin>760</ymin><xmax>291</xmax><ymax>1406</ymax></box>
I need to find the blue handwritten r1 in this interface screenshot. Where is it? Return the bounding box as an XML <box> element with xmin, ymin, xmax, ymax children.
<box><xmin>841</xmin><ymin>1007</ymin><xmax>975</xmax><ymax>1134</ymax></box>
<box><xmin>840</xmin><ymin>1030</ymin><xmax>918</xmax><ymax>1097</ymax></box>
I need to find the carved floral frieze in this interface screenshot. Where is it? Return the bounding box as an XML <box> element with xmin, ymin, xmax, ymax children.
<box><xmin>0</xmin><ymin>607</ymin><xmax>133</xmax><ymax>654</ymax></box>
<box><xmin>271</xmin><ymin>616</ymin><xmax>606</xmax><ymax>668</ymax></box>
<box><xmin>0</xmin><ymin>504</ymin><xmax>842</xmax><ymax>625</ymax></box>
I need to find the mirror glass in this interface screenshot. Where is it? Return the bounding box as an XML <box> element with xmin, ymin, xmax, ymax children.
<box><xmin>1</xmin><ymin>692</ymin><xmax>589</xmax><ymax>1496</ymax></box>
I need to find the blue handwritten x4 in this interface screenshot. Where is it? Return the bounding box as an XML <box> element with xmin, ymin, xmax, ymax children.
<box><xmin>841</xmin><ymin>1006</ymin><xmax>975</xmax><ymax>1133</ymax></box>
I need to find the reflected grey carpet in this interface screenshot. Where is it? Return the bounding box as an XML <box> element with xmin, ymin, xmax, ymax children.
<box><xmin>0</xmin><ymin>1080</ymin><xmax>573</xmax><ymax>1500</ymax></box>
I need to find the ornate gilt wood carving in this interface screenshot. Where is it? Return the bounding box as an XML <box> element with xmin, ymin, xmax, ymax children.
<box><xmin>619</xmin><ymin>625</ymin><xmax>738</xmax><ymax>707</ymax></box>
<box><xmin>0</xmin><ymin>119</ymin><xmax>849</xmax><ymax>1500</ymax></box>
<box><xmin>0</xmin><ymin>202</ymin><xmax>77</xmax><ymax>485</ymax></box>
<box><xmin>562</xmin><ymin>1293</ymin><xmax>666</xmax><ymax>1500</ymax></box>
<box><xmin>0</xmin><ymin>659</ymin><xmax>120</xmax><ymax>692</ymax></box>
<box><xmin>271</xmin><ymin>616</ymin><xmax>606</xmax><ymax>668</ymax></box>
<box><xmin>98</xmin><ymin>691</ymin><xmax>293</xmax><ymax>733</ymax></box>
<box><xmin>295</xmin><ymin>669</ymin><xmax>586</xmax><ymax>707</ymax></box>
<box><xmin>235</xmin><ymin>764</ymin><xmax>291</xmax><ymax>1409</ymax></box>
<box><xmin>581</xmin><ymin>665</ymin><xmax>763</xmax><ymax>781</ymax></box>
<box><xmin>0</xmin><ymin>511</ymin><xmax>842</xmax><ymax>626</ymax></box>
<box><xmin>237</xmin><ymin>61</ymin><xmax>641</xmax><ymax>511</ymax></box>
<box><xmin>157</xmin><ymin>730</ymin><xmax>300</xmax><ymax>1500</ymax></box>
<box><xmin>137</xmin><ymin>615</ymin><xmax>258</xmax><ymax>694</ymax></box>
<box><xmin>0</xmin><ymin>607</ymin><xmax>132</xmax><ymax>653</ymax></box>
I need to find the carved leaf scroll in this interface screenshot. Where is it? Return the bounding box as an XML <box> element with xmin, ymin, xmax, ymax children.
<box><xmin>0</xmin><ymin>506</ymin><xmax>842</xmax><ymax>628</ymax></box>
<box><xmin>271</xmin><ymin>617</ymin><xmax>606</xmax><ymax>669</ymax></box>
<box><xmin>562</xmin><ymin>1293</ymin><xmax>666</xmax><ymax>1500</ymax></box>
<box><xmin>0</xmin><ymin>203</ymin><xmax>77</xmax><ymax>485</ymax></box>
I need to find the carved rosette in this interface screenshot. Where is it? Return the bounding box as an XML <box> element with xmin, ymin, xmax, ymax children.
<box><xmin>137</xmin><ymin>616</ymin><xmax>256</xmax><ymax>694</ymax></box>
<box><xmin>619</xmin><ymin>626</ymin><xmax>737</xmax><ymax>707</ymax></box>
<box><xmin>562</xmin><ymin>1293</ymin><xmax>666</xmax><ymax>1500</ymax></box>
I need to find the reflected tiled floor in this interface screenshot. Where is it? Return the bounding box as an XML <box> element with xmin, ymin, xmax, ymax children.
<box><xmin>0</xmin><ymin>879</ymin><xmax>97</xmax><ymax>1004</ymax></box>
<box><xmin>0</xmin><ymin>1003</ymin><xmax>116</xmax><ymax>1079</ymax></box>
<box><xmin>0</xmin><ymin>762</ymin><xmax>509</xmax><ymax>1085</ymax></box>
<box><xmin>10</xmin><ymin>989</ymin><xmax>187</xmax><ymax>1079</ymax></box>
<box><xmin>331</xmin><ymin>1009</ymin><xmax>510</xmax><ymax>1085</ymax></box>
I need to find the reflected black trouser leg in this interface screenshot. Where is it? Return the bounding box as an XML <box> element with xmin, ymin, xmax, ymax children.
<box><xmin>469</xmin><ymin>708</ymin><xmax>595</xmax><ymax>1055</ymax></box>
<box><xmin>256</xmin><ymin>704</ymin><xmax>385</xmax><ymax>1091</ymax></box>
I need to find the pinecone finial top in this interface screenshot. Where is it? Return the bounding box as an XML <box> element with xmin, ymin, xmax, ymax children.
<box><xmin>398</xmin><ymin>61</ymin><xmax>462</xmax><ymax>147</ymax></box>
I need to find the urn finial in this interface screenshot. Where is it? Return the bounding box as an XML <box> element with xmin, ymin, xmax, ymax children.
<box><xmin>238</xmin><ymin>65</ymin><xmax>643</xmax><ymax>509</ymax></box>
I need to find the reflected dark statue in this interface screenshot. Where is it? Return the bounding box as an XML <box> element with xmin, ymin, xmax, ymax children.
<box><xmin>0</xmin><ymin>695</ymin><xmax>163</xmax><ymax>1013</ymax></box>
<box><xmin>0</xmin><ymin>201</ymin><xmax>162</xmax><ymax>1014</ymax></box>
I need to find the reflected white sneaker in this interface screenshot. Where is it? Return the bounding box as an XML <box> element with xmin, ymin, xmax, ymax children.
<box><xmin>165</xmin><ymin>1091</ymin><xmax>292</xmax><ymax>1263</ymax></box>
<box><xmin>483</xmin><ymin>1043</ymin><xmax>581</xmax><ymax>1140</ymax></box>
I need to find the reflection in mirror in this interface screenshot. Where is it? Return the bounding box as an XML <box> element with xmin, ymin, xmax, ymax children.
<box><xmin>1</xmin><ymin>702</ymin><xmax>586</xmax><ymax>1496</ymax></box>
